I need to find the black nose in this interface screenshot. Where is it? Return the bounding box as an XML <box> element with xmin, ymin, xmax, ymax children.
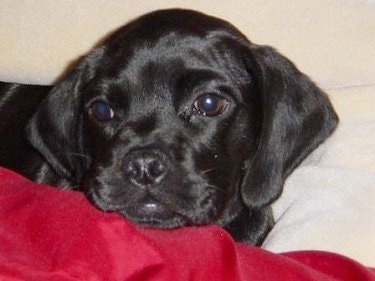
<box><xmin>122</xmin><ymin>149</ymin><xmax>169</xmax><ymax>187</ymax></box>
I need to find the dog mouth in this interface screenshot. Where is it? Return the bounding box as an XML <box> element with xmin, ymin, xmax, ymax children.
<box><xmin>120</xmin><ymin>199</ymin><xmax>192</xmax><ymax>228</ymax></box>
<box><xmin>88</xmin><ymin>189</ymin><xmax>192</xmax><ymax>228</ymax></box>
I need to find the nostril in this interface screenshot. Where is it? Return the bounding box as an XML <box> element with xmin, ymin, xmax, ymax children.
<box><xmin>148</xmin><ymin>160</ymin><xmax>167</xmax><ymax>179</ymax></box>
<box><xmin>123</xmin><ymin>158</ymin><xmax>142</xmax><ymax>178</ymax></box>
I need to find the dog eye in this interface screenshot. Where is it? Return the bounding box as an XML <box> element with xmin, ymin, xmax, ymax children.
<box><xmin>193</xmin><ymin>94</ymin><xmax>229</xmax><ymax>117</ymax></box>
<box><xmin>89</xmin><ymin>100</ymin><xmax>114</xmax><ymax>121</ymax></box>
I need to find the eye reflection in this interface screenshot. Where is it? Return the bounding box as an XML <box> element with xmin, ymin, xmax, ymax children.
<box><xmin>193</xmin><ymin>93</ymin><xmax>229</xmax><ymax>117</ymax></box>
<box><xmin>89</xmin><ymin>100</ymin><xmax>114</xmax><ymax>121</ymax></box>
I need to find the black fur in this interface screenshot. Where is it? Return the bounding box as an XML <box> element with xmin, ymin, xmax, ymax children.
<box><xmin>0</xmin><ymin>9</ymin><xmax>338</xmax><ymax>245</ymax></box>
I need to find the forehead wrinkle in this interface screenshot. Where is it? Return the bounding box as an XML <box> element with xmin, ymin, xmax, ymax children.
<box><xmin>116</xmin><ymin>38</ymin><xmax>241</xmax><ymax>105</ymax></box>
<box><xmin>119</xmin><ymin>32</ymin><xmax>225</xmax><ymax>80</ymax></box>
<box><xmin>124</xmin><ymin>81</ymin><xmax>173</xmax><ymax>124</ymax></box>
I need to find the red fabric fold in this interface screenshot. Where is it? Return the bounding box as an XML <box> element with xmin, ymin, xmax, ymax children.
<box><xmin>0</xmin><ymin>167</ymin><xmax>374</xmax><ymax>281</ymax></box>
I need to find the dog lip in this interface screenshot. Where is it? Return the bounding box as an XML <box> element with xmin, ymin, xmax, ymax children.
<box><xmin>144</xmin><ymin>202</ymin><xmax>158</xmax><ymax>211</ymax></box>
<box><xmin>126</xmin><ymin>202</ymin><xmax>182</xmax><ymax>228</ymax></box>
<box><xmin>138</xmin><ymin>199</ymin><xmax>166</xmax><ymax>214</ymax></box>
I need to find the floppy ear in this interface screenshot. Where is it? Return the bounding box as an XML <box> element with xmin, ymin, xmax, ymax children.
<box><xmin>26</xmin><ymin>49</ymin><xmax>104</xmax><ymax>184</ymax></box>
<box><xmin>241</xmin><ymin>45</ymin><xmax>339</xmax><ymax>209</ymax></box>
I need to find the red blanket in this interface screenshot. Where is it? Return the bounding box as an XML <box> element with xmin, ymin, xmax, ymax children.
<box><xmin>0</xmin><ymin>167</ymin><xmax>374</xmax><ymax>281</ymax></box>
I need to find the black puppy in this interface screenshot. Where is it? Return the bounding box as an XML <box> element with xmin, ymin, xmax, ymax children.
<box><xmin>0</xmin><ymin>9</ymin><xmax>338</xmax><ymax>245</ymax></box>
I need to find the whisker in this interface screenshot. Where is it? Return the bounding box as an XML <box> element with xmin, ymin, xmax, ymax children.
<box><xmin>205</xmin><ymin>183</ymin><xmax>222</xmax><ymax>191</ymax></box>
<box><xmin>68</xmin><ymin>153</ymin><xmax>92</xmax><ymax>162</ymax></box>
<box><xmin>201</xmin><ymin>167</ymin><xmax>218</xmax><ymax>175</ymax></box>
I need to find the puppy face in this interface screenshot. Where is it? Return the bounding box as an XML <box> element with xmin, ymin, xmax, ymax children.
<box><xmin>27</xmin><ymin>9</ymin><xmax>338</xmax><ymax>243</ymax></box>
<box><xmin>81</xmin><ymin>30</ymin><xmax>260</xmax><ymax>228</ymax></box>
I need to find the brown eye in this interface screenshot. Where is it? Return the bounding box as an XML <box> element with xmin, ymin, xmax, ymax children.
<box><xmin>89</xmin><ymin>100</ymin><xmax>114</xmax><ymax>121</ymax></box>
<box><xmin>193</xmin><ymin>94</ymin><xmax>229</xmax><ymax>117</ymax></box>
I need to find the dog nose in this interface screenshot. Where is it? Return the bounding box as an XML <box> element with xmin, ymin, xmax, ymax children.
<box><xmin>122</xmin><ymin>149</ymin><xmax>169</xmax><ymax>186</ymax></box>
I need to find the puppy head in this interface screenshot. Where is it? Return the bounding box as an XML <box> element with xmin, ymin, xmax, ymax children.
<box><xmin>27</xmin><ymin>9</ymin><xmax>338</xmax><ymax>232</ymax></box>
